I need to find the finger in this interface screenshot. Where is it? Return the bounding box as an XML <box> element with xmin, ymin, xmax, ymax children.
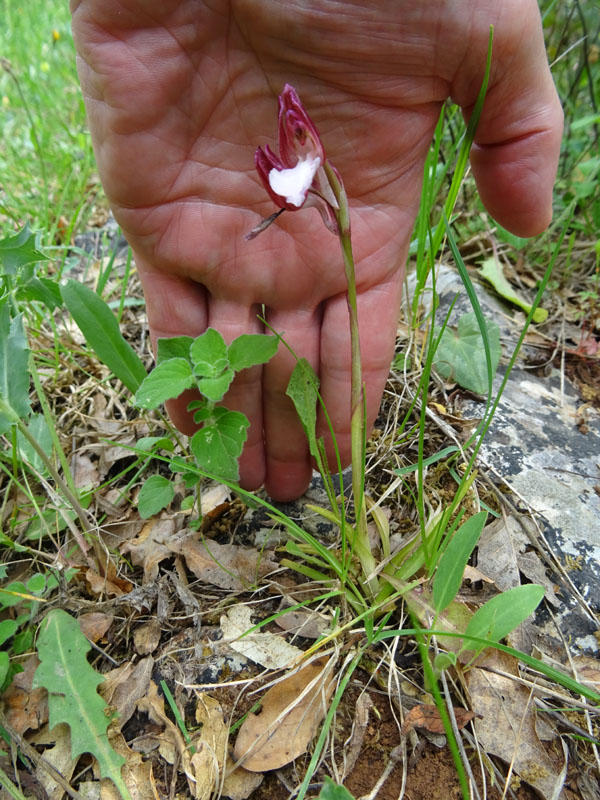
<box><xmin>454</xmin><ymin>3</ymin><xmax>563</xmax><ymax>237</ymax></box>
<box><xmin>318</xmin><ymin>274</ymin><xmax>403</xmax><ymax>470</ymax></box>
<box><xmin>207</xmin><ymin>298</ymin><xmax>266</xmax><ymax>493</ymax></box>
<box><xmin>136</xmin><ymin>261</ymin><xmax>208</xmax><ymax>435</ymax></box>
<box><xmin>262</xmin><ymin>307</ymin><xmax>322</xmax><ymax>501</ymax></box>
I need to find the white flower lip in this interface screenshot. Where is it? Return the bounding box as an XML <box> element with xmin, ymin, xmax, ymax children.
<box><xmin>268</xmin><ymin>155</ymin><xmax>320</xmax><ymax>208</ymax></box>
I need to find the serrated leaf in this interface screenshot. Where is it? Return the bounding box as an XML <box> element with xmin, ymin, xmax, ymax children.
<box><xmin>134</xmin><ymin>358</ymin><xmax>194</xmax><ymax>409</ymax></box>
<box><xmin>190</xmin><ymin>328</ymin><xmax>228</xmax><ymax>376</ymax></box>
<box><xmin>0</xmin><ymin>305</ymin><xmax>31</xmax><ymax>433</ymax></box>
<box><xmin>479</xmin><ymin>257</ymin><xmax>547</xmax><ymax>322</ymax></box>
<box><xmin>156</xmin><ymin>335</ymin><xmax>193</xmax><ymax>365</ymax></box>
<box><xmin>462</xmin><ymin>584</ymin><xmax>545</xmax><ymax>653</ymax></box>
<box><xmin>137</xmin><ymin>475</ymin><xmax>175</xmax><ymax>519</ymax></box>
<box><xmin>433</xmin><ymin>512</ymin><xmax>487</xmax><ymax>613</ymax></box>
<box><xmin>62</xmin><ymin>280</ymin><xmax>147</xmax><ymax>393</ymax></box>
<box><xmin>33</xmin><ymin>609</ymin><xmax>130</xmax><ymax>798</ymax></box>
<box><xmin>433</xmin><ymin>312</ymin><xmax>501</xmax><ymax>394</ymax></box>
<box><xmin>228</xmin><ymin>334</ymin><xmax>279</xmax><ymax>371</ymax></box>
<box><xmin>286</xmin><ymin>358</ymin><xmax>320</xmax><ymax>461</ymax></box>
<box><xmin>190</xmin><ymin>409</ymin><xmax>249</xmax><ymax>481</ymax></box>
<box><xmin>0</xmin><ymin>224</ymin><xmax>48</xmax><ymax>275</ymax></box>
<box><xmin>196</xmin><ymin>367</ymin><xmax>235</xmax><ymax>402</ymax></box>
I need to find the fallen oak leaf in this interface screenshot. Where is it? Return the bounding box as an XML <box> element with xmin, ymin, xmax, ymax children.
<box><xmin>190</xmin><ymin>694</ymin><xmax>229</xmax><ymax>800</ymax></box>
<box><xmin>466</xmin><ymin>649</ymin><xmax>567</xmax><ymax>799</ymax></box>
<box><xmin>233</xmin><ymin>656</ymin><xmax>336</xmax><ymax>772</ymax></box>
<box><xmin>121</xmin><ymin>518</ymin><xmax>176</xmax><ymax>583</ymax></box>
<box><xmin>170</xmin><ymin>534</ymin><xmax>277</xmax><ymax>591</ymax></box>
<box><xmin>79</xmin><ymin>611</ymin><xmax>114</xmax><ymax>642</ymax></box>
<box><xmin>401</xmin><ymin>704</ymin><xmax>477</xmax><ymax>737</ymax></box>
<box><xmin>99</xmin><ymin>657</ymin><xmax>154</xmax><ymax>730</ymax></box>
<box><xmin>220</xmin><ymin>604</ymin><xmax>304</xmax><ymax>670</ymax></box>
<box><xmin>2</xmin><ymin>654</ymin><xmax>48</xmax><ymax>735</ymax></box>
<box><xmin>221</xmin><ymin>766</ymin><xmax>263</xmax><ymax>800</ymax></box>
<box><xmin>99</xmin><ymin>729</ymin><xmax>160</xmax><ymax>800</ymax></box>
<box><xmin>33</xmin><ymin>723</ymin><xmax>76</xmax><ymax>800</ymax></box>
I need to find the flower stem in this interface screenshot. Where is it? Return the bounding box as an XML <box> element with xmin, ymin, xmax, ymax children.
<box><xmin>324</xmin><ymin>162</ymin><xmax>377</xmax><ymax>594</ymax></box>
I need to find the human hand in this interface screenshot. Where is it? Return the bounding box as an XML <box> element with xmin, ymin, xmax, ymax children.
<box><xmin>71</xmin><ymin>0</ymin><xmax>562</xmax><ymax>500</ymax></box>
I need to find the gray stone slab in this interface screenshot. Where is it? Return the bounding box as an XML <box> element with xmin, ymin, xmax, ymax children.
<box><xmin>411</xmin><ymin>265</ymin><xmax>600</xmax><ymax>652</ymax></box>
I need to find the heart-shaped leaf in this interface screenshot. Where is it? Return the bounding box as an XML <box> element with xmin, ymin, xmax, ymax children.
<box><xmin>433</xmin><ymin>312</ymin><xmax>500</xmax><ymax>395</ymax></box>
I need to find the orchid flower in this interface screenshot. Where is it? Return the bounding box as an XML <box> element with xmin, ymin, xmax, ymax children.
<box><xmin>246</xmin><ymin>84</ymin><xmax>340</xmax><ymax>239</ymax></box>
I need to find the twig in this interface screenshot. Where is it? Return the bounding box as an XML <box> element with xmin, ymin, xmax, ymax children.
<box><xmin>0</xmin><ymin>716</ymin><xmax>88</xmax><ymax>800</ymax></box>
<box><xmin>439</xmin><ymin>659</ymin><xmax>481</xmax><ymax>800</ymax></box>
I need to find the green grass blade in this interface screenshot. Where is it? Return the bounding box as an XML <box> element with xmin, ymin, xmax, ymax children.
<box><xmin>433</xmin><ymin>511</ymin><xmax>487</xmax><ymax>613</ymax></box>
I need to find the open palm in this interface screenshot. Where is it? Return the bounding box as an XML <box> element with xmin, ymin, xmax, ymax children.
<box><xmin>71</xmin><ymin>0</ymin><xmax>562</xmax><ymax>499</ymax></box>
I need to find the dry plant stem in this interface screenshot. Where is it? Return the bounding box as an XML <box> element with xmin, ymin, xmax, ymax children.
<box><xmin>324</xmin><ymin>162</ymin><xmax>377</xmax><ymax>591</ymax></box>
<box><xmin>439</xmin><ymin>666</ymin><xmax>481</xmax><ymax>800</ymax></box>
<box><xmin>0</xmin><ymin>716</ymin><xmax>88</xmax><ymax>800</ymax></box>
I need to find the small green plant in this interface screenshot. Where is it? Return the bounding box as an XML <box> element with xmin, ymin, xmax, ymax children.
<box><xmin>133</xmin><ymin>327</ymin><xmax>279</xmax><ymax>512</ymax></box>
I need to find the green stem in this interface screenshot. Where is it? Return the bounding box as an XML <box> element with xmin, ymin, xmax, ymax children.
<box><xmin>324</xmin><ymin>162</ymin><xmax>377</xmax><ymax>594</ymax></box>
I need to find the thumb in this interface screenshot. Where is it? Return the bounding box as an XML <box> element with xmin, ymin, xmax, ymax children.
<box><xmin>454</xmin><ymin>3</ymin><xmax>563</xmax><ymax>237</ymax></box>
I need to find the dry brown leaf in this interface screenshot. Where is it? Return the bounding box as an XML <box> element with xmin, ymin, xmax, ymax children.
<box><xmin>466</xmin><ymin>650</ymin><xmax>567</xmax><ymax>799</ymax></box>
<box><xmin>2</xmin><ymin>655</ymin><xmax>47</xmax><ymax>735</ymax></box>
<box><xmin>99</xmin><ymin>729</ymin><xmax>160</xmax><ymax>800</ymax></box>
<box><xmin>133</xmin><ymin>619</ymin><xmax>162</xmax><ymax>655</ymax></box>
<box><xmin>476</xmin><ymin>516</ymin><xmax>522</xmax><ymax>591</ymax></box>
<box><xmin>200</xmin><ymin>483</ymin><xmax>231</xmax><ymax>514</ymax></box>
<box><xmin>84</xmin><ymin>552</ymin><xmax>133</xmax><ymax>597</ymax></box>
<box><xmin>574</xmin><ymin>657</ymin><xmax>600</xmax><ymax>690</ymax></box>
<box><xmin>220</xmin><ymin>604</ymin><xmax>304</xmax><ymax>669</ymax></box>
<box><xmin>138</xmin><ymin>681</ymin><xmax>207</xmax><ymax>798</ymax></box>
<box><xmin>121</xmin><ymin>518</ymin><xmax>176</xmax><ymax>583</ymax></box>
<box><xmin>85</xmin><ymin>567</ymin><xmax>132</xmax><ymax>597</ymax></box>
<box><xmin>341</xmin><ymin>692</ymin><xmax>373</xmax><ymax>779</ymax></box>
<box><xmin>100</xmin><ymin>657</ymin><xmax>154</xmax><ymax>730</ymax></box>
<box><xmin>462</xmin><ymin>565</ymin><xmax>494</xmax><ymax>584</ymax></box>
<box><xmin>189</xmin><ymin>694</ymin><xmax>229</xmax><ymax>800</ymax></box>
<box><xmin>517</xmin><ymin>551</ymin><xmax>560</xmax><ymax>607</ymax></box>
<box><xmin>79</xmin><ymin>612</ymin><xmax>114</xmax><ymax>642</ymax></box>
<box><xmin>33</xmin><ymin>723</ymin><xmax>76</xmax><ymax>800</ymax></box>
<box><xmin>170</xmin><ymin>535</ymin><xmax>278</xmax><ymax>591</ymax></box>
<box><xmin>400</xmin><ymin>704</ymin><xmax>476</xmax><ymax>736</ymax></box>
<box><xmin>72</xmin><ymin>453</ymin><xmax>99</xmax><ymax>490</ymax></box>
<box><xmin>221</xmin><ymin>767</ymin><xmax>264</xmax><ymax>800</ymax></box>
<box><xmin>233</xmin><ymin>657</ymin><xmax>336</xmax><ymax>771</ymax></box>
<box><xmin>274</xmin><ymin>608</ymin><xmax>330</xmax><ymax>639</ymax></box>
